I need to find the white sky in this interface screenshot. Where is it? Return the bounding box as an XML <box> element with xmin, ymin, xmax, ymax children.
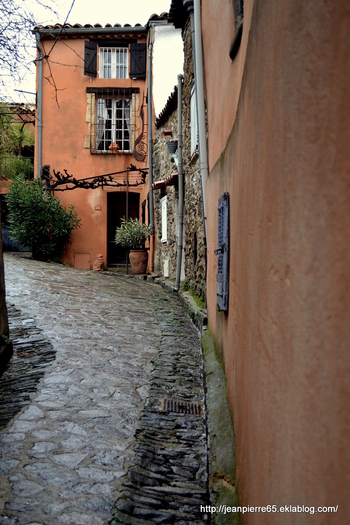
<box><xmin>33</xmin><ymin>0</ymin><xmax>171</xmax><ymax>27</ymax></box>
<box><xmin>9</xmin><ymin>0</ymin><xmax>183</xmax><ymax>115</ymax></box>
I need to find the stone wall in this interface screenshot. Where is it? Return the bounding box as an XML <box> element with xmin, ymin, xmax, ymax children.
<box><xmin>153</xmin><ymin>100</ymin><xmax>179</xmax><ymax>278</ymax></box>
<box><xmin>152</xmin><ymin>18</ymin><xmax>206</xmax><ymax>299</ymax></box>
<box><xmin>182</xmin><ymin>18</ymin><xmax>206</xmax><ymax>299</ymax></box>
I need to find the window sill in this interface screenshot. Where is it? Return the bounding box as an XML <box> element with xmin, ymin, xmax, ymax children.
<box><xmin>90</xmin><ymin>150</ymin><xmax>133</xmax><ymax>156</ymax></box>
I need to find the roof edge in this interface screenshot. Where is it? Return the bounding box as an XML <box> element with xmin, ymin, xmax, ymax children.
<box><xmin>33</xmin><ymin>25</ymin><xmax>148</xmax><ymax>38</ymax></box>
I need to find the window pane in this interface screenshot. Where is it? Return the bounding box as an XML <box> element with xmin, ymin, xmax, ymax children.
<box><xmin>94</xmin><ymin>97</ymin><xmax>131</xmax><ymax>152</ymax></box>
<box><xmin>100</xmin><ymin>47</ymin><xmax>128</xmax><ymax>79</ymax></box>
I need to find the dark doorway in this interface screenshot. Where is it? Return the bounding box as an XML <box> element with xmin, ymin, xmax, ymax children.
<box><xmin>107</xmin><ymin>192</ymin><xmax>140</xmax><ymax>267</ymax></box>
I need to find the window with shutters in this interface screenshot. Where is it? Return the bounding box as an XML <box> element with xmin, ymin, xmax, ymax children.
<box><xmin>84</xmin><ymin>41</ymin><xmax>146</xmax><ymax>80</ymax></box>
<box><xmin>216</xmin><ymin>192</ymin><xmax>229</xmax><ymax>311</ymax></box>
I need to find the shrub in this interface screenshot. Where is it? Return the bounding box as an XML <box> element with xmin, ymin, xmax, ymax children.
<box><xmin>6</xmin><ymin>176</ymin><xmax>81</xmax><ymax>262</ymax></box>
<box><xmin>0</xmin><ymin>155</ymin><xmax>33</xmax><ymax>180</ymax></box>
<box><xmin>115</xmin><ymin>217</ymin><xmax>150</xmax><ymax>250</ymax></box>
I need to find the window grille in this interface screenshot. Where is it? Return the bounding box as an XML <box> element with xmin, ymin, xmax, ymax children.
<box><xmin>87</xmin><ymin>88</ymin><xmax>139</xmax><ymax>154</ymax></box>
<box><xmin>99</xmin><ymin>47</ymin><xmax>128</xmax><ymax>79</ymax></box>
<box><xmin>95</xmin><ymin>97</ymin><xmax>131</xmax><ymax>152</ymax></box>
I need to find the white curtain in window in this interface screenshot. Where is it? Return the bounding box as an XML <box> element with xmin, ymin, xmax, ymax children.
<box><xmin>96</xmin><ymin>98</ymin><xmax>107</xmax><ymax>150</ymax></box>
<box><xmin>125</xmin><ymin>98</ymin><xmax>131</xmax><ymax>149</ymax></box>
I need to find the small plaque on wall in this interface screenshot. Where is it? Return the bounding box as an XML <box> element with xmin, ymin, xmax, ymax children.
<box><xmin>95</xmin><ymin>205</ymin><xmax>102</xmax><ymax>211</ymax></box>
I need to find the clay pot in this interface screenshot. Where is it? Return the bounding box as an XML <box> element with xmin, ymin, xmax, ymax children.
<box><xmin>129</xmin><ymin>249</ymin><xmax>148</xmax><ymax>275</ymax></box>
<box><xmin>108</xmin><ymin>142</ymin><xmax>119</xmax><ymax>153</ymax></box>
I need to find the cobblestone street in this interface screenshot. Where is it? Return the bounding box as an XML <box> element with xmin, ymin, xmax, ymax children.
<box><xmin>0</xmin><ymin>254</ymin><xmax>208</xmax><ymax>525</ymax></box>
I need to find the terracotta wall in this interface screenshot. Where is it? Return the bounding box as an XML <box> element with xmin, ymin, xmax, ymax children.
<box><xmin>36</xmin><ymin>36</ymin><xmax>149</xmax><ymax>268</ymax></box>
<box><xmin>202</xmin><ymin>0</ymin><xmax>350</xmax><ymax>523</ymax></box>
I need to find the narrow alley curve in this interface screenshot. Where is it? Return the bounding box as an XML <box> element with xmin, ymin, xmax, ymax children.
<box><xmin>0</xmin><ymin>254</ymin><xmax>208</xmax><ymax>525</ymax></box>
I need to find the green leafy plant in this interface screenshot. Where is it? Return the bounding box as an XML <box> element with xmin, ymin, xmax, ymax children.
<box><xmin>115</xmin><ymin>217</ymin><xmax>150</xmax><ymax>250</ymax></box>
<box><xmin>6</xmin><ymin>175</ymin><xmax>81</xmax><ymax>262</ymax></box>
<box><xmin>8</xmin><ymin>124</ymin><xmax>35</xmax><ymax>157</ymax></box>
<box><xmin>0</xmin><ymin>155</ymin><xmax>33</xmax><ymax>180</ymax></box>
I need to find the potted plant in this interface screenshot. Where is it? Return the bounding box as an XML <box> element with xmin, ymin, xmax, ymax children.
<box><xmin>115</xmin><ymin>217</ymin><xmax>151</xmax><ymax>274</ymax></box>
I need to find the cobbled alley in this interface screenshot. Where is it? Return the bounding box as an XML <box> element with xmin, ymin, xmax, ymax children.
<box><xmin>0</xmin><ymin>254</ymin><xmax>209</xmax><ymax>525</ymax></box>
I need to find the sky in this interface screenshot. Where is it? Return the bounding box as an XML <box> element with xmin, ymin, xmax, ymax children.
<box><xmin>29</xmin><ymin>0</ymin><xmax>171</xmax><ymax>27</ymax></box>
<box><xmin>8</xmin><ymin>0</ymin><xmax>183</xmax><ymax>114</ymax></box>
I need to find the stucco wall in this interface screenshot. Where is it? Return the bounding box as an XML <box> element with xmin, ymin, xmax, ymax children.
<box><xmin>203</xmin><ymin>0</ymin><xmax>350</xmax><ymax>523</ymax></box>
<box><xmin>36</xmin><ymin>35</ymin><xmax>149</xmax><ymax>268</ymax></box>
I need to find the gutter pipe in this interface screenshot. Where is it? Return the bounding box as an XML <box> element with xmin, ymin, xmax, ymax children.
<box><xmin>193</xmin><ymin>0</ymin><xmax>208</xmax><ymax>275</ymax></box>
<box><xmin>148</xmin><ymin>26</ymin><xmax>154</xmax><ymax>234</ymax></box>
<box><xmin>147</xmin><ymin>25</ymin><xmax>155</xmax><ymax>271</ymax></box>
<box><xmin>35</xmin><ymin>32</ymin><xmax>43</xmax><ymax>178</ymax></box>
<box><xmin>175</xmin><ymin>74</ymin><xmax>184</xmax><ymax>291</ymax></box>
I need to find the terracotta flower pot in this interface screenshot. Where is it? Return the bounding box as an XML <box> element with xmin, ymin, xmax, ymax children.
<box><xmin>129</xmin><ymin>249</ymin><xmax>148</xmax><ymax>275</ymax></box>
<box><xmin>108</xmin><ymin>142</ymin><xmax>119</xmax><ymax>153</ymax></box>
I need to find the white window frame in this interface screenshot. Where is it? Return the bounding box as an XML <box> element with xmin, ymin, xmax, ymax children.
<box><xmin>161</xmin><ymin>196</ymin><xmax>167</xmax><ymax>243</ymax></box>
<box><xmin>95</xmin><ymin>96</ymin><xmax>131</xmax><ymax>153</ymax></box>
<box><xmin>99</xmin><ymin>47</ymin><xmax>128</xmax><ymax>79</ymax></box>
<box><xmin>190</xmin><ymin>85</ymin><xmax>198</xmax><ymax>154</ymax></box>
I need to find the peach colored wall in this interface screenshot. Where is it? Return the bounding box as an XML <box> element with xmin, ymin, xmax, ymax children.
<box><xmin>36</xmin><ymin>36</ymin><xmax>149</xmax><ymax>268</ymax></box>
<box><xmin>203</xmin><ymin>0</ymin><xmax>350</xmax><ymax>523</ymax></box>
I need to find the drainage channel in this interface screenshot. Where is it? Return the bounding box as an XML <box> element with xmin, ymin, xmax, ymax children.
<box><xmin>111</xmin><ymin>293</ymin><xmax>209</xmax><ymax>525</ymax></box>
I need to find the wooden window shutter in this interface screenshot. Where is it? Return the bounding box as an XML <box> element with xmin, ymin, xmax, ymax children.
<box><xmin>129</xmin><ymin>43</ymin><xmax>146</xmax><ymax>79</ymax></box>
<box><xmin>216</xmin><ymin>192</ymin><xmax>229</xmax><ymax>311</ymax></box>
<box><xmin>84</xmin><ymin>41</ymin><xmax>97</xmax><ymax>77</ymax></box>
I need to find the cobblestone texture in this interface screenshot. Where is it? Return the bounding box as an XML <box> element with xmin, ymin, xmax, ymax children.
<box><xmin>0</xmin><ymin>305</ymin><xmax>56</xmax><ymax>430</ymax></box>
<box><xmin>0</xmin><ymin>254</ymin><xmax>208</xmax><ymax>524</ymax></box>
<box><xmin>112</xmin><ymin>297</ymin><xmax>208</xmax><ymax>524</ymax></box>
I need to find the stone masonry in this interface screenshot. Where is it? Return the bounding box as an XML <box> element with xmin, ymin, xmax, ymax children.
<box><xmin>181</xmin><ymin>17</ymin><xmax>205</xmax><ymax>300</ymax></box>
<box><xmin>153</xmin><ymin>89</ymin><xmax>179</xmax><ymax>279</ymax></box>
<box><xmin>152</xmin><ymin>17</ymin><xmax>206</xmax><ymax>300</ymax></box>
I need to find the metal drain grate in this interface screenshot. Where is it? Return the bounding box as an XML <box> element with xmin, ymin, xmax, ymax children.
<box><xmin>163</xmin><ymin>398</ymin><xmax>204</xmax><ymax>416</ymax></box>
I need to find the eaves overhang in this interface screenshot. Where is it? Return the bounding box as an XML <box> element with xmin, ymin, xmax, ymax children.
<box><xmin>32</xmin><ymin>13</ymin><xmax>169</xmax><ymax>39</ymax></box>
<box><xmin>156</xmin><ymin>85</ymin><xmax>178</xmax><ymax>129</ymax></box>
<box><xmin>169</xmin><ymin>0</ymin><xmax>192</xmax><ymax>30</ymax></box>
<box><xmin>32</xmin><ymin>23</ymin><xmax>148</xmax><ymax>40</ymax></box>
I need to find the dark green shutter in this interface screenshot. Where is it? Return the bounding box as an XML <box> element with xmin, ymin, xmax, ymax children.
<box><xmin>129</xmin><ymin>43</ymin><xmax>146</xmax><ymax>79</ymax></box>
<box><xmin>84</xmin><ymin>41</ymin><xmax>97</xmax><ymax>77</ymax></box>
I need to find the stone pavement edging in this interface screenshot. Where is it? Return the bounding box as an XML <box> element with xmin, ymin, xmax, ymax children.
<box><xmin>150</xmin><ymin>277</ymin><xmax>208</xmax><ymax>334</ymax></box>
<box><xmin>0</xmin><ymin>304</ymin><xmax>56</xmax><ymax>430</ymax></box>
<box><xmin>109</xmin><ymin>283</ymin><xmax>210</xmax><ymax>524</ymax></box>
<box><xmin>115</xmin><ymin>273</ymin><xmax>238</xmax><ymax>524</ymax></box>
